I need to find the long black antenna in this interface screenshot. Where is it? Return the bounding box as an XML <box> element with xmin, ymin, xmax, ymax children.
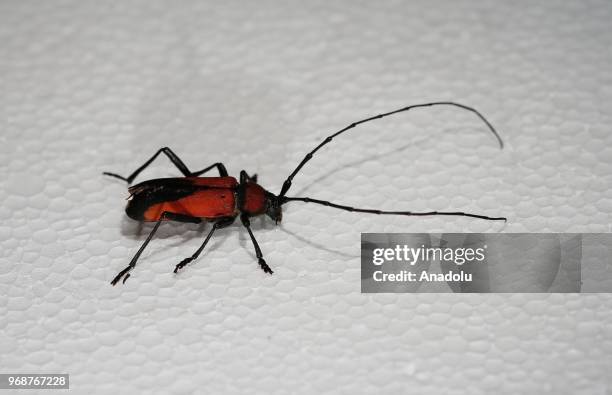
<box><xmin>281</xmin><ymin>196</ymin><xmax>507</xmax><ymax>222</ymax></box>
<box><xmin>278</xmin><ymin>101</ymin><xmax>503</xmax><ymax>198</ymax></box>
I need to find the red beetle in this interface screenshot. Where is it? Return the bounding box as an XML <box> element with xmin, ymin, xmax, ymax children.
<box><xmin>105</xmin><ymin>101</ymin><xmax>505</xmax><ymax>285</ymax></box>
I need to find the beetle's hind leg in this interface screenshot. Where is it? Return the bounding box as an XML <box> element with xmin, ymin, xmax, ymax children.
<box><xmin>111</xmin><ymin>212</ymin><xmax>168</xmax><ymax>285</ymax></box>
<box><xmin>240</xmin><ymin>214</ymin><xmax>273</xmax><ymax>274</ymax></box>
<box><xmin>111</xmin><ymin>211</ymin><xmax>201</xmax><ymax>285</ymax></box>
<box><xmin>190</xmin><ymin>162</ymin><xmax>228</xmax><ymax>177</ymax></box>
<box><xmin>174</xmin><ymin>217</ymin><xmax>235</xmax><ymax>274</ymax></box>
<box><xmin>103</xmin><ymin>146</ymin><xmax>228</xmax><ymax>184</ymax></box>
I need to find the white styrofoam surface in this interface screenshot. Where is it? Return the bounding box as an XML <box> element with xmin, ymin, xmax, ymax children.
<box><xmin>1</xmin><ymin>1</ymin><xmax>611</xmax><ymax>394</ymax></box>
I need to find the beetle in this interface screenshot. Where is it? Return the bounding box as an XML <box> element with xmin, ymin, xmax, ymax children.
<box><xmin>104</xmin><ymin>101</ymin><xmax>506</xmax><ymax>285</ymax></box>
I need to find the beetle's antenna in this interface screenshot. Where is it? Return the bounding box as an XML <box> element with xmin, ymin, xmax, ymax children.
<box><xmin>281</xmin><ymin>196</ymin><xmax>506</xmax><ymax>222</ymax></box>
<box><xmin>278</xmin><ymin>101</ymin><xmax>503</xmax><ymax>198</ymax></box>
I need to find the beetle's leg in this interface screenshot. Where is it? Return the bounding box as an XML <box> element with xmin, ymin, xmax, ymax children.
<box><xmin>174</xmin><ymin>216</ymin><xmax>235</xmax><ymax>273</ymax></box>
<box><xmin>240</xmin><ymin>213</ymin><xmax>273</xmax><ymax>274</ymax></box>
<box><xmin>239</xmin><ymin>170</ymin><xmax>258</xmax><ymax>183</ymax></box>
<box><xmin>246</xmin><ymin>172</ymin><xmax>257</xmax><ymax>183</ymax></box>
<box><xmin>111</xmin><ymin>211</ymin><xmax>168</xmax><ymax>285</ymax></box>
<box><xmin>103</xmin><ymin>146</ymin><xmax>228</xmax><ymax>184</ymax></box>
<box><xmin>104</xmin><ymin>147</ymin><xmax>190</xmax><ymax>183</ymax></box>
<box><xmin>190</xmin><ymin>162</ymin><xmax>228</xmax><ymax>177</ymax></box>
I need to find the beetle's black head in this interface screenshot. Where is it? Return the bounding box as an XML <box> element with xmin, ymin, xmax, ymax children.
<box><xmin>264</xmin><ymin>191</ymin><xmax>283</xmax><ymax>223</ymax></box>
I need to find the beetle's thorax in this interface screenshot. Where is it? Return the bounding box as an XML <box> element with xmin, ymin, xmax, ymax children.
<box><xmin>238</xmin><ymin>182</ymin><xmax>282</xmax><ymax>222</ymax></box>
<box><xmin>239</xmin><ymin>182</ymin><xmax>266</xmax><ymax>215</ymax></box>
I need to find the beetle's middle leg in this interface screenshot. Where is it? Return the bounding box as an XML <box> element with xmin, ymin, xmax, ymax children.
<box><xmin>173</xmin><ymin>216</ymin><xmax>236</xmax><ymax>273</ymax></box>
<box><xmin>240</xmin><ymin>213</ymin><xmax>273</xmax><ymax>274</ymax></box>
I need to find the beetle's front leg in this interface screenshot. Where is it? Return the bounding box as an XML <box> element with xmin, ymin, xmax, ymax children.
<box><xmin>240</xmin><ymin>213</ymin><xmax>273</xmax><ymax>274</ymax></box>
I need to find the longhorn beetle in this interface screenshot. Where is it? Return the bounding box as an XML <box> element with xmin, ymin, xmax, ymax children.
<box><xmin>104</xmin><ymin>101</ymin><xmax>506</xmax><ymax>285</ymax></box>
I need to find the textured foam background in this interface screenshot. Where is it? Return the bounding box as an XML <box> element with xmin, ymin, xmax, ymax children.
<box><xmin>1</xmin><ymin>1</ymin><xmax>611</xmax><ymax>394</ymax></box>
